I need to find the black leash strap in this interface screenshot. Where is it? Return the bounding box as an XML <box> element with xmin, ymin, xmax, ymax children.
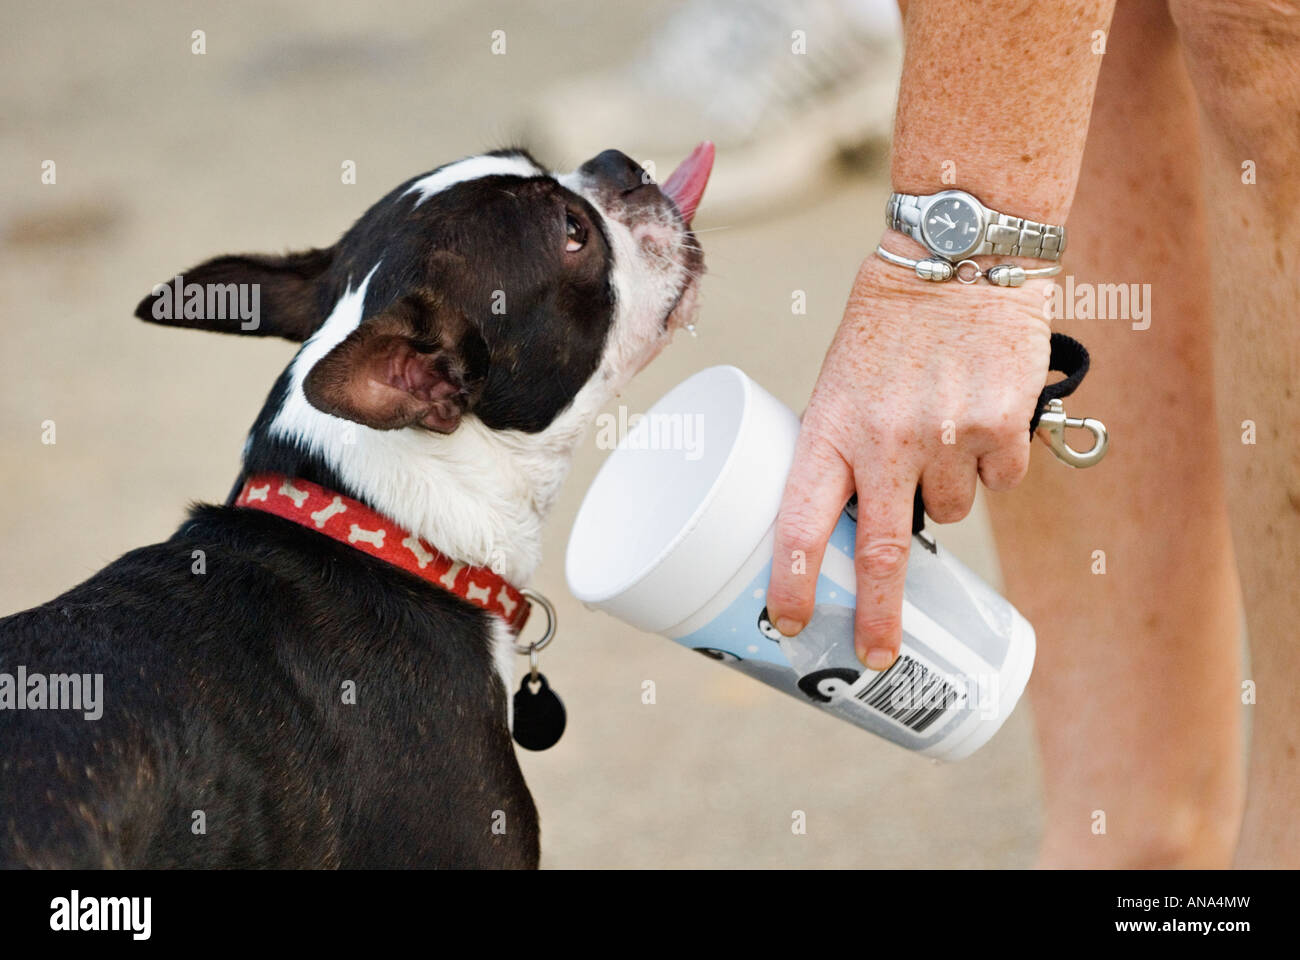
<box><xmin>912</xmin><ymin>332</ymin><xmax>1091</xmax><ymax>535</ymax></box>
<box><xmin>1029</xmin><ymin>333</ymin><xmax>1090</xmax><ymax>432</ymax></box>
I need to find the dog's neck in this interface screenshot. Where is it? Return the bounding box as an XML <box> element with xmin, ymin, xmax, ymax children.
<box><xmin>243</xmin><ymin>269</ymin><xmax>616</xmax><ymax>585</ymax></box>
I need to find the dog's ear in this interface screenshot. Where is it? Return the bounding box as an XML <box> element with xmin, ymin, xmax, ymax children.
<box><xmin>302</xmin><ymin>294</ymin><xmax>490</xmax><ymax>433</ymax></box>
<box><xmin>134</xmin><ymin>247</ymin><xmax>335</xmax><ymax>342</ymax></box>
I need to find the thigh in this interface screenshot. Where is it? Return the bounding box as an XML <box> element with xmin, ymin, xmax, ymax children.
<box><xmin>1170</xmin><ymin>0</ymin><xmax>1300</xmax><ymax>863</ymax></box>
<box><xmin>987</xmin><ymin>0</ymin><xmax>1243</xmax><ymax>865</ymax></box>
<box><xmin>1169</xmin><ymin>0</ymin><xmax>1300</xmax><ymax>616</ymax></box>
<box><xmin>991</xmin><ymin>0</ymin><xmax>1235</xmax><ymax>678</ymax></box>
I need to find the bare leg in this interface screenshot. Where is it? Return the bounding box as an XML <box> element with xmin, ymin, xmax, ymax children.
<box><xmin>1169</xmin><ymin>0</ymin><xmax>1300</xmax><ymax>867</ymax></box>
<box><xmin>986</xmin><ymin>0</ymin><xmax>1243</xmax><ymax>867</ymax></box>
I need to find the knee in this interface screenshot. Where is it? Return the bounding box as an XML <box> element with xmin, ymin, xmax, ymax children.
<box><xmin>1168</xmin><ymin>0</ymin><xmax>1300</xmax><ymax>164</ymax></box>
<box><xmin>1041</xmin><ymin>798</ymin><xmax>1240</xmax><ymax>869</ymax></box>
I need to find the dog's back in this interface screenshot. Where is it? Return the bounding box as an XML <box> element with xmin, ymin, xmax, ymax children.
<box><xmin>0</xmin><ymin>505</ymin><xmax>539</xmax><ymax>868</ymax></box>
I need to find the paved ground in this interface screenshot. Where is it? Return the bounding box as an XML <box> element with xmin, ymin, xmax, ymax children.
<box><xmin>0</xmin><ymin>0</ymin><xmax>1043</xmax><ymax>867</ymax></box>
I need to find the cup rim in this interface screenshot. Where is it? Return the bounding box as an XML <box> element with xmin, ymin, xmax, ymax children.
<box><xmin>566</xmin><ymin>364</ymin><xmax>754</xmax><ymax>606</ymax></box>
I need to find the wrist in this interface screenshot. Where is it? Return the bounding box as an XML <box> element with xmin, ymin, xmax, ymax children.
<box><xmin>883</xmin><ymin>187</ymin><xmax>1067</xmax><ymax>268</ymax></box>
<box><xmin>878</xmin><ymin>227</ymin><xmax>1057</xmax><ymax>271</ymax></box>
<box><xmin>862</xmin><ymin>233</ymin><xmax>1057</xmax><ymax>326</ymax></box>
<box><xmin>889</xmin><ymin>173</ymin><xmax>1072</xmax><ymax>229</ymax></box>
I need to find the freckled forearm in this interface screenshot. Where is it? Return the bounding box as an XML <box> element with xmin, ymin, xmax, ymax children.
<box><xmin>890</xmin><ymin>0</ymin><xmax>1116</xmax><ymax>224</ymax></box>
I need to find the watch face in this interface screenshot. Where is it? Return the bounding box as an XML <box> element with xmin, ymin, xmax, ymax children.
<box><xmin>922</xmin><ymin>194</ymin><xmax>982</xmax><ymax>257</ymax></box>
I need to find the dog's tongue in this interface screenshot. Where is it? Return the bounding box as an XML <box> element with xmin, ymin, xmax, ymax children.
<box><xmin>660</xmin><ymin>141</ymin><xmax>714</xmax><ymax>225</ymax></box>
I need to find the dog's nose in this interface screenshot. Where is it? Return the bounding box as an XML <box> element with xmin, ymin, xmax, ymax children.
<box><xmin>579</xmin><ymin>150</ymin><xmax>650</xmax><ymax>194</ymax></box>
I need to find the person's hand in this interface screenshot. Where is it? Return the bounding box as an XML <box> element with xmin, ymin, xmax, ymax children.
<box><xmin>765</xmin><ymin>249</ymin><xmax>1052</xmax><ymax>669</ymax></box>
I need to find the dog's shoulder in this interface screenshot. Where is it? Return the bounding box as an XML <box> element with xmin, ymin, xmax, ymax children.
<box><xmin>0</xmin><ymin>505</ymin><xmax>538</xmax><ymax>868</ymax></box>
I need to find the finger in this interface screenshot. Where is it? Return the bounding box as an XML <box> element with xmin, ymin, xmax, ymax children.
<box><xmin>767</xmin><ymin>435</ymin><xmax>855</xmax><ymax>637</ymax></box>
<box><xmin>919</xmin><ymin>454</ymin><xmax>978</xmax><ymax>524</ymax></box>
<box><xmin>976</xmin><ymin>429</ymin><xmax>1032</xmax><ymax>492</ymax></box>
<box><xmin>853</xmin><ymin>465</ymin><xmax>920</xmax><ymax>669</ymax></box>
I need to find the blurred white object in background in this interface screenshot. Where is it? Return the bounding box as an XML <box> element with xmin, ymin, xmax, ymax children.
<box><xmin>526</xmin><ymin>0</ymin><xmax>902</xmax><ymax>222</ymax></box>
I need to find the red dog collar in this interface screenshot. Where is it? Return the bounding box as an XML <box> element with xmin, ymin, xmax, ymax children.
<box><xmin>235</xmin><ymin>472</ymin><xmax>530</xmax><ymax>634</ymax></box>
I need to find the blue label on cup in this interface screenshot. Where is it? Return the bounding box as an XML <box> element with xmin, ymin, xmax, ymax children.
<box><xmin>674</xmin><ymin>506</ymin><xmax>1014</xmax><ymax>753</ymax></box>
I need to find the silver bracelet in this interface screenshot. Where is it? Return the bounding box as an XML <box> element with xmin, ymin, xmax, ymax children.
<box><xmin>874</xmin><ymin>245</ymin><xmax>1062</xmax><ymax>287</ymax></box>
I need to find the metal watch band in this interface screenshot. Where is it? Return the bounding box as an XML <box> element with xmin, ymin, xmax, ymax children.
<box><xmin>887</xmin><ymin>191</ymin><xmax>1067</xmax><ymax>262</ymax></box>
<box><xmin>886</xmin><ymin>192</ymin><xmax>923</xmax><ymax>242</ymax></box>
<box><xmin>983</xmin><ymin>212</ymin><xmax>1066</xmax><ymax>260</ymax></box>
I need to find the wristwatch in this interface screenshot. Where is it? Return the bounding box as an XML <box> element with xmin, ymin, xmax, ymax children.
<box><xmin>886</xmin><ymin>189</ymin><xmax>1066</xmax><ymax>262</ymax></box>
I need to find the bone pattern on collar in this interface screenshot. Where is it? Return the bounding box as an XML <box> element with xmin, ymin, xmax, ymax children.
<box><xmin>235</xmin><ymin>472</ymin><xmax>530</xmax><ymax>634</ymax></box>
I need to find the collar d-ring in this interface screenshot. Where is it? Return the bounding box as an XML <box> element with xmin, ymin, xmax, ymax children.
<box><xmin>512</xmin><ymin>588</ymin><xmax>557</xmax><ymax>657</ymax></box>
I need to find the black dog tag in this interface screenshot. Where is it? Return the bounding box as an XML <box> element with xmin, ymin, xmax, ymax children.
<box><xmin>513</xmin><ymin>672</ymin><xmax>566</xmax><ymax>751</ymax></box>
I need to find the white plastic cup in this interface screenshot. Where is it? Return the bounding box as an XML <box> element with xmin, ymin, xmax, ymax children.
<box><xmin>566</xmin><ymin>366</ymin><xmax>1035</xmax><ymax>761</ymax></box>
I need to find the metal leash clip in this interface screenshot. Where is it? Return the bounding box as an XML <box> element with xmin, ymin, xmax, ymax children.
<box><xmin>1036</xmin><ymin>398</ymin><xmax>1109</xmax><ymax>468</ymax></box>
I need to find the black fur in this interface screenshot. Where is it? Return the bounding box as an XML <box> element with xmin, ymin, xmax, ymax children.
<box><xmin>1</xmin><ymin>148</ymin><xmax>685</xmax><ymax>869</ymax></box>
<box><xmin>0</xmin><ymin>507</ymin><xmax>538</xmax><ymax>868</ymax></box>
<box><xmin>329</xmin><ymin>164</ymin><xmax>617</xmax><ymax>432</ymax></box>
<box><xmin>229</xmin><ymin>153</ymin><xmax>621</xmax><ymax>494</ymax></box>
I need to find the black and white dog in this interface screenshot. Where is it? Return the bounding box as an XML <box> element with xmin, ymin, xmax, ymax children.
<box><xmin>0</xmin><ymin>144</ymin><xmax>712</xmax><ymax>868</ymax></box>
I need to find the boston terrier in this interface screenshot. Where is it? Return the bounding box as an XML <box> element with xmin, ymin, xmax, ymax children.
<box><xmin>0</xmin><ymin>143</ymin><xmax>713</xmax><ymax>868</ymax></box>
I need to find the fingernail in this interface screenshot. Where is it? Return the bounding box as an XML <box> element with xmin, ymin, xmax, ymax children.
<box><xmin>865</xmin><ymin>648</ymin><xmax>896</xmax><ymax>671</ymax></box>
<box><xmin>775</xmin><ymin>617</ymin><xmax>803</xmax><ymax>636</ymax></box>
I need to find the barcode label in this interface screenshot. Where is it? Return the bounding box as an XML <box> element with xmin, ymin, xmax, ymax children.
<box><xmin>853</xmin><ymin>655</ymin><xmax>965</xmax><ymax>733</ymax></box>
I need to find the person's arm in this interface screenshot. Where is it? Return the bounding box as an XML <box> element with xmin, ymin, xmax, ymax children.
<box><xmin>765</xmin><ymin>0</ymin><xmax>1116</xmax><ymax>668</ymax></box>
<box><xmin>892</xmin><ymin>0</ymin><xmax>1108</xmax><ymax>228</ymax></box>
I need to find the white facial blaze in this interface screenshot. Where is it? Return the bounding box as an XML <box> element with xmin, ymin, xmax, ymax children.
<box><xmin>403</xmin><ymin>153</ymin><xmax>543</xmax><ymax>207</ymax></box>
<box><xmin>261</xmin><ymin>155</ymin><xmax>696</xmax><ymax>597</ymax></box>
<box><xmin>557</xmin><ymin>170</ymin><xmax>693</xmax><ymax>392</ymax></box>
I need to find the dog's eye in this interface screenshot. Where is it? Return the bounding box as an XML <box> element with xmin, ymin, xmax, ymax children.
<box><xmin>565</xmin><ymin>212</ymin><xmax>587</xmax><ymax>252</ymax></box>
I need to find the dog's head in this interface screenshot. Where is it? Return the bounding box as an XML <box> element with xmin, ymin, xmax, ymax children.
<box><xmin>136</xmin><ymin>144</ymin><xmax>711</xmax><ymax>434</ymax></box>
<box><xmin>135</xmin><ymin>145</ymin><xmax>712</xmax><ymax>579</ymax></box>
